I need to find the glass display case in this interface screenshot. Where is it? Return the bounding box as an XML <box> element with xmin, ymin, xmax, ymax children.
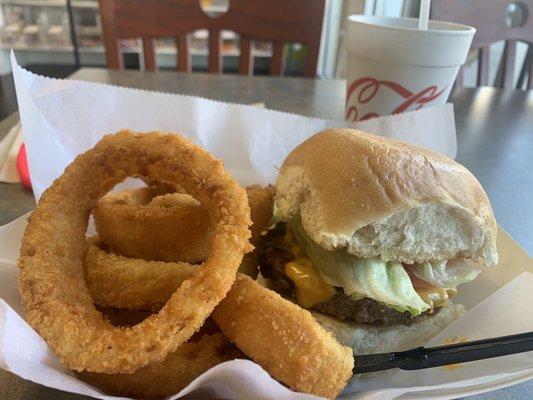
<box><xmin>0</xmin><ymin>0</ymin><xmax>103</xmax><ymax>70</ymax></box>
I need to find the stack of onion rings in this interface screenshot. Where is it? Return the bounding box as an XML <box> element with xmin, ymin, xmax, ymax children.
<box><xmin>81</xmin><ymin>180</ymin><xmax>276</xmax><ymax>397</ymax></box>
<box><xmin>19</xmin><ymin>130</ymin><xmax>252</xmax><ymax>373</ymax></box>
<box><xmin>86</xmin><ymin>180</ymin><xmax>276</xmax><ymax>309</ymax></box>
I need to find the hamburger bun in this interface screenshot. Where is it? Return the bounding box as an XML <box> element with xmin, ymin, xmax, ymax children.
<box><xmin>276</xmin><ymin>128</ymin><xmax>498</xmax><ymax>266</ymax></box>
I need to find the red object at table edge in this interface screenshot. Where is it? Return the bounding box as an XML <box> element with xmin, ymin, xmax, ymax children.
<box><xmin>16</xmin><ymin>143</ymin><xmax>31</xmax><ymax>190</ymax></box>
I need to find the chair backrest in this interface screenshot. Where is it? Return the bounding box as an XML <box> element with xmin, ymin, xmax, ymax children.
<box><xmin>99</xmin><ymin>0</ymin><xmax>325</xmax><ymax>77</ymax></box>
<box><xmin>431</xmin><ymin>0</ymin><xmax>533</xmax><ymax>89</ymax></box>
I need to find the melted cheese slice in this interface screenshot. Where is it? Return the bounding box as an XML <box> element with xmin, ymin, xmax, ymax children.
<box><xmin>284</xmin><ymin>258</ymin><xmax>335</xmax><ymax>308</ymax></box>
<box><xmin>283</xmin><ymin>228</ymin><xmax>334</xmax><ymax>307</ymax></box>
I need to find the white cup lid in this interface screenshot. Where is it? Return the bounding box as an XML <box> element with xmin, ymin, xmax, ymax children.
<box><xmin>347</xmin><ymin>15</ymin><xmax>476</xmax><ymax>67</ymax></box>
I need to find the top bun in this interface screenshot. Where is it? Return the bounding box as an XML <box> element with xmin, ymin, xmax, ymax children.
<box><xmin>275</xmin><ymin>129</ymin><xmax>498</xmax><ymax>266</ymax></box>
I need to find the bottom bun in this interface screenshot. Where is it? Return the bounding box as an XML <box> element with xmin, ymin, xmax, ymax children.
<box><xmin>313</xmin><ymin>303</ymin><xmax>466</xmax><ymax>355</ymax></box>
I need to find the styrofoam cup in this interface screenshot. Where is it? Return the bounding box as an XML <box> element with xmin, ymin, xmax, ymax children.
<box><xmin>345</xmin><ymin>15</ymin><xmax>475</xmax><ymax>121</ymax></box>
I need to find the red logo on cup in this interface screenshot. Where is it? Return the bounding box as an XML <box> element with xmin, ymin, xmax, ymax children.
<box><xmin>346</xmin><ymin>77</ymin><xmax>447</xmax><ymax>122</ymax></box>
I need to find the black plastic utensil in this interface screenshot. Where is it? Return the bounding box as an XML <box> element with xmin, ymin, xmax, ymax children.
<box><xmin>353</xmin><ymin>331</ymin><xmax>533</xmax><ymax>374</ymax></box>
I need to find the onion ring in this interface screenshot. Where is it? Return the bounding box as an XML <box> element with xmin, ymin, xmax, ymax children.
<box><xmin>85</xmin><ymin>238</ymin><xmax>261</xmax><ymax>311</ymax></box>
<box><xmin>246</xmin><ymin>184</ymin><xmax>276</xmax><ymax>244</ymax></box>
<box><xmin>81</xmin><ymin>309</ymin><xmax>242</xmax><ymax>398</ymax></box>
<box><xmin>85</xmin><ymin>239</ymin><xmax>195</xmax><ymax>311</ymax></box>
<box><xmin>18</xmin><ymin>130</ymin><xmax>252</xmax><ymax>373</ymax></box>
<box><xmin>92</xmin><ymin>184</ymin><xmax>275</xmax><ymax>262</ymax></box>
<box><xmin>213</xmin><ymin>275</ymin><xmax>354</xmax><ymax>399</ymax></box>
<box><xmin>93</xmin><ymin>187</ymin><xmax>213</xmax><ymax>263</ymax></box>
<box><xmin>79</xmin><ymin>309</ymin><xmax>243</xmax><ymax>399</ymax></box>
<box><xmin>77</xmin><ymin>333</ymin><xmax>243</xmax><ymax>399</ymax></box>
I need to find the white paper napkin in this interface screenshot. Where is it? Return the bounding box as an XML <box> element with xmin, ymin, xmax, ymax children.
<box><xmin>10</xmin><ymin>51</ymin><xmax>457</xmax><ymax>200</ymax></box>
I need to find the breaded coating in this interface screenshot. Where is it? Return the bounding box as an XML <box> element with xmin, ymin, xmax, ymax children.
<box><xmin>213</xmin><ymin>275</ymin><xmax>354</xmax><ymax>399</ymax></box>
<box><xmin>77</xmin><ymin>333</ymin><xmax>244</xmax><ymax>399</ymax></box>
<box><xmin>93</xmin><ymin>184</ymin><xmax>275</xmax><ymax>262</ymax></box>
<box><xmin>18</xmin><ymin>131</ymin><xmax>251</xmax><ymax>374</ymax></box>
<box><xmin>93</xmin><ymin>188</ymin><xmax>213</xmax><ymax>263</ymax></box>
<box><xmin>85</xmin><ymin>239</ymin><xmax>195</xmax><ymax>312</ymax></box>
<box><xmin>245</xmin><ymin>184</ymin><xmax>276</xmax><ymax>244</ymax></box>
<box><xmin>85</xmin><ymin>239</ymin><xmax>259</xmax><ymax>310</ymax></box>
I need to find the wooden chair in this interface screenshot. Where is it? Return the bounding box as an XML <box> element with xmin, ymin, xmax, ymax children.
<box><xmin>431</xmin><ymin>0</ymin><xmax>533</xmax><ymax>89</ymax></box>
<box><xmin>98</xmin><ymin>0</ymin><xmax>325</xmax><ymax>77</ymax></box>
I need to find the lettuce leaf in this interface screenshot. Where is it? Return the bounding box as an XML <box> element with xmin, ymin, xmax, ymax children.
<box><xmin>289</xmin><ymin>220</ymin><xmax>429</xmax><ymax>316</ymax></box>
<box><xmin>408</xmin><ymin>259</ymin><xmax>480</xmax><ymax>288</ymax></box>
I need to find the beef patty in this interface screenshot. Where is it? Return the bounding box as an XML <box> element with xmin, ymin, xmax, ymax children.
<box><xmin>257</xmin><ymin>223</ymin><xmax>436</xmax><ymax>326</ymax></box>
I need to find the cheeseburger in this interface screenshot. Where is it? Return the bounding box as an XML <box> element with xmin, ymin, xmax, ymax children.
<box><xmin>259</xmin><ymin>129</ymin><xmax>498</xmax><ymax>354</ymax></box>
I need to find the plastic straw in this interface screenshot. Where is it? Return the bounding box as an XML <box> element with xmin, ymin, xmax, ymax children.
<box><xmin>418</xmin><ymin>0</ymin><xmax>431</xmax><ymax>30</ymax></box>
